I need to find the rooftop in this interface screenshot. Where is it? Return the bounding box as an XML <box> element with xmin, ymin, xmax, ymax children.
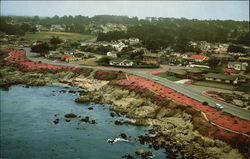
<box><xmin>168</xmin><ymin>69</ymin><xmax>187</xmax><ymax>75</ymax></box>
<box><xmin>204</xmin><ymin>73</ymin><xmax>237</xmax><ymax>80</ymax></box>
<box><xmin>189</xmin><ymin>55</ymin><xmax>209</xmax><ymax>61</ymax></box>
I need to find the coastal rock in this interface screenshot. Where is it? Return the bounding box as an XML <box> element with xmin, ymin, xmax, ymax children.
<box><xmin>68</xmin><ymin>90</ymin><xmax>77</xmax><ymax>94</ymax></box>
<box><xmin>135</xmin><ymin>149</ymin><xmax>153</xmax><ymax>158</ymax></box>
<box><xmin>74</xmin><ymin>96</ymin><xmax>91</xmax><ymax>103</ymax></box>
<box><xmin>64</xmin><ymin>113</ymin><xmax>77</xmax><ymax>118</ymax></box>
<box><xmin>120</xmin><ymin>133</ymin><xmax>128</xmax><ymax>139</ymax></box>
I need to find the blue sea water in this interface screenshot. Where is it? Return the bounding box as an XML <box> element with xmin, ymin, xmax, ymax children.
<box><xmin>0</xmin><ymin>85</ymin><xmax>168</xmax><ymax>159</ymax></box>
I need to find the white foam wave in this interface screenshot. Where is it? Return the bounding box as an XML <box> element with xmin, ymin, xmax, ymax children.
<box><xmin>107</xmin><ymin>138</ymin><xmax>129</xmax><ymax>144</ymax></box>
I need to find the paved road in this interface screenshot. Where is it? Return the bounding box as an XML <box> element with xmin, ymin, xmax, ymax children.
<box><xmin>24</xmin><ymin>48</ymin><xmax>249</xmax><ymax>120</ymax></box>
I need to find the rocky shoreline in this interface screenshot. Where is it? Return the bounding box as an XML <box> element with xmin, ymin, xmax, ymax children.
<box><xmin>0</xmin><ymin>65</ymin><xmax>245</xmax><ymax>159</ymax></box>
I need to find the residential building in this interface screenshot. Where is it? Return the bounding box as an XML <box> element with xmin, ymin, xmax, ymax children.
<box><xmin>112</xmin><ymin>42</ymin><xmax>126</xmax><ymax>52</ymax></box>
<box><xmin>107</xmin><ymin>51</ymin><xmax>117</xmax><ymax>58</ymax></box>
<box><xmin>128</xmin><ymin>38</ymin><xmax>140</xmax><ymax>45</ymax></box>
<box><xmin>204</xmin><ymin>73</ymin><xmax>239</xmax><ymax>84</ymax></box>
<box><xmin>167</xmin><ymin>69</ymin><xmax>187</xmax><ymax>78</ymax></box>
<box><xmin>228</xmin><ymin>62</ymin><xmax>248</xmax><ymax>71</ymax></box>
<box><xmin>238</xmin><ymin>57</ymin><xmax>250</xmax><ymax>62</ymax></box>
<box><xmin>143</xmin><ymin>53</ymin><xmax>161</xmax><ymax>64</ymax></box>
<box><xmin>109</xmin><ymin>59</ymin><xmax>134</xmax><ymax>67</ymax></box>
<box><xmin>223</xmin><ymin>68</ymin><xmax>238</xmax><ymax>74</ymax></box>
<box><xmin>189</xmin><ymin>55</ymin><xmax>209</xmax><ymax>62</ymax></box>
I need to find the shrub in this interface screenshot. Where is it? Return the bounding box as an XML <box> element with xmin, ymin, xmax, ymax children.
<box><xmin>94</xmin><ymin>70</ymin><xmax>119</xmax><ymax>80</ymax></box>
<box><xmin>159</xmin><ymin>100</ymin><xmax>171</xmax><ymax>106</ymax></box>
<box><xmin>202</xmin><ymin>101</ymin><xmax>208</xmax><ymax>105</ymax></box>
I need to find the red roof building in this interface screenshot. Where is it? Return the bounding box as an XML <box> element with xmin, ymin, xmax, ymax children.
<box><xmin>223</xmin><ymin>68</ymin><xmax>238</xmax><ymax>74</ymax></box>
<box><xmin>189</xmin><ymin>55</ymin><xmax>209</xmax><ymax>62</ymax></box>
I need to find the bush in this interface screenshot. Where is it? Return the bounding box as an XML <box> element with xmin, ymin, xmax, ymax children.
<box><xmin>202</xmin><ymin>101</ymin><xmax>208</xmax><ymax>105</ymax></box>
<box><xmin>159</xmin><ymin>100</ymin><xmax>171</xmax><ymax>106</ymax></box>
<box><xmin>94</xmin><ymin>70</ymin><xmax>119</xmax><ymax>80</ymax></box>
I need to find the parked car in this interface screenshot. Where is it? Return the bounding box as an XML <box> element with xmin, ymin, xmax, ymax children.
<box><xmin>152</xmin><ymin>77</ymin><xmax>159</xmax><ymax>81</ymax></box>
<box><xmin>215</xmin><ymin>103</ymin><xmax>224</xmax><ymax>110</ymax></box>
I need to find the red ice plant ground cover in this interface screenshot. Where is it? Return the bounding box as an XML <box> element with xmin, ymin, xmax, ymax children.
<box><xmin>6</xmin><ymin>50</ymin><xmax>92</xmax><ymax>77</ymax></box>
<box><xmin>204</xmin><ymin>91</ymin><xmax>225</xmax><ymax>102</ymax></box>
<box><xmin>128</xmin><ymin>75</ymin><xmax>250</xmax><ymax>135</ymax></box>
<box><xmin>151</xmin><ymin>71</ymin><xmax>166</xmax><ymax>75</ymax></box>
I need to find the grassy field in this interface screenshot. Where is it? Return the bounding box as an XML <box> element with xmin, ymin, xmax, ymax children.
<box><xmin>156</xmin><ymin>73</ymin><xmax>182</xmax><ymax>81</ymax></box>
<box><xmin>23</xmin><ymin>32</ymin><xmax>96</xmax><ymax>41</ymax></box>
<box><xmin>193</xmin><ymin>81</ymin><xmax>236</xmax><ymax>90</ymax></box>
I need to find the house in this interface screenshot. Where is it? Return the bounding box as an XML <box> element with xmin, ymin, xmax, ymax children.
<box><xmin>50</xmin><ymin>24</ymin><xmax>65</xmax><ymax>32</ymax></box>
<box><xmin>107</xmin><ymin>51</ymin><xmax>117</xmax><ymax>58</ymax></box>
<box><xmin>128</xmin><ymin>38</ymin><xmax>140</xmax><ymax>45</ymax></box>
<box><xmin>223</xmin><ymin>68</ymin><xmax>238</xmax><ymax>74</ymax></box>
<box><xmin>186</xmin><ymin>69</ymin><xmax>204</xmax><ymax>79</ymax></box>
<box><xmin>204</xmin><ymin>73</ymin><xmax>239</xmax><ymax>84</ymax></box>
<box><xmin>143</xmin><ymin>53</ymin><xmax>161</xmax><ymax>64</ymax></box>
<box><xmin>109</xmin><ymin>59</ymin><xmax>134</xmax><ymax>67</ymax></box>
<box><xmin>167</xmin><ymin>69</ymin><xmax>187</xmax><ymax>78</ymax></box>
<box><xmin>211</xmin><ymin>54</ymin><xmax>234</xmax><ymax>62</ymax></box>
<box><xmin>189</xmin><ymin>55</ymin><xmax>209</xmax><ymax>62</ymax></box>
<box><xmin>61</xmin><ymin>55</ymin><xmax>72</xmax><ymax>61</ymax></box>
<box><xmin>228</xmin><ymin>62</ymin><xmax>248</xmax><ymax>71</ymax></box>
<box><xmin>181</xmin><ymin>52</ymin><xmax>195</xmax><ymax>59</ymax></box>
<box><xmin>214</xmin><ymin>48</ymin><xmax>228</xmax><ymax>53</ymax></box>
<box><xmin>238</xmin><ymin>57</ymin><xmax>250</xmax><ymax>62</ymax></box>
<box><xmin>112</xmin><ymin>42</ymin><xmax>125</xmax><ymax>52</ymax></box>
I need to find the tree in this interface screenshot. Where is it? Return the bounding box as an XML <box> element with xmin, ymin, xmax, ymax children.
<box><xmin>228</xmin><ymin>44</ymin><xmax>247</xmax><ymax>53</ymax></box>
<box><xmin>96</xmin><ymin>56</ymin><xmax>112</xmax><ymax>65</ymax></box>
<box><xmin>207</xmin><ymin>58</ymin><xmax>220</xmax><ymax>69</ymax></box>
<box><xmin>20</xmin><ymin>23</ymin><xmax>31</xmax><ymax>32</ymax></box>
<box><xmin>49</xmin><ymin>36</ymin><xmax>63</xmax><ymax>49</ymax></box>
<box><xmin>30</xmin><ymin>27</ymin><xmax>38</xmax><ymax>34</ymax></box>
<box><xmin>31</xmin><ymin>42</ymin><xmax>50</xmax><ymax>55</ymax></box>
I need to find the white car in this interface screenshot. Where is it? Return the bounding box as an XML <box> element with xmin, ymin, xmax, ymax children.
<box><xmin>215</xmin><ymin>103</ymin><xmax>224</xmax><ymax>110</ymax></box>
<box><xmin>152</xmin><ymin>77</ymin><xmax>159</xmax><ymax>81</ymax></box>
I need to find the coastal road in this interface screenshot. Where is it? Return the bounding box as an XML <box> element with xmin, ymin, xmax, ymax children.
<box><xmin>24</xmin><ymin>48</ymin><xmax>249</xmax><ymax>120</ymax></box>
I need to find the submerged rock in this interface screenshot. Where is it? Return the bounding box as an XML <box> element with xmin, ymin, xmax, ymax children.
<box><xmin>64</xmin><ymin>113</ymin><xmax>77</xmax><ymax>118</ymax></box>
<box><xmin>114</xmin><ymin>120</ymin><xmax>123</xmax><ymax>125</ymax></box>
<box><xmin>88</xmin><ymin>107</ymin><xmax>93</xmax><ymax>110</ymax></box>
<box><xmin>122</xmin><ymin>154</ymin><xmax>135</xmax><ymax>159</ymax></box>
<box><xmin>53</xmin><ymin>119</ymin><xmax>59</xmax><ymax>124</ymax></box>
<box><xmin>110</xmin><ymin>112</ymin><xmax>116</xmax><ymax>117</ymax></box>
<box><xmin>81</xmin><ymin>116</ymin><xmax>90</xmax><ymax>122</ymax></box>
<box><xmin>65</xmin><ymin>119</ymin><xmax>71</xmax><ymax>122</ymax></box>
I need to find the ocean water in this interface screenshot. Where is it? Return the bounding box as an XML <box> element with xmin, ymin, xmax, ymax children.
<box><xmin>0</xmin><ymin>85</ymin><xmax>168</xmax><ymax>159</ymax></box>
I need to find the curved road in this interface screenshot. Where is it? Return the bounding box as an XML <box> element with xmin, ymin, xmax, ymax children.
<box><xmin>24</xmin><ymin>48</ymin><xmax>249</xmax><ymax>120</ymax></box>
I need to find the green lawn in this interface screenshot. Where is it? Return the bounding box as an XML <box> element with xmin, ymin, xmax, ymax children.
<box><xmin>23</xmin><ymin>31</ymin><xmax>96</xmax><ymax>41</ymax></box>
<box><xmin>156</xmin><ymin>73</ymin><xmax>182</xmax><ymax>81</ymax></box>
<box><xmin>193</xmin><ymin>81</ymin><xmax>236</xmax><ymax>90</ymax></box>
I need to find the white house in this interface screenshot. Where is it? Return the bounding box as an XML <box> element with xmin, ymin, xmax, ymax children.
<box><xmin>129</xmin><ymin>38</ymin><xmax>140</xmax><ymax>45</ymax></box>
<box><xmin>112</xmin><ymin>42</ymin><xmax>126</xmax><ymax>52</ymax></box>
<box><xmin>228</xmin><ymin>62</ymin><xmax>248</xmax><ymax>71</ymax></box>
<box><xmin>107</xmin><ymin>51</ymin><xmax>117</xmax><ymax>58</ymax></box>
<box><xmin>109</xmin><ymin>59</ymin><xmax>134</xmax><ymax>67</ymax></box>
